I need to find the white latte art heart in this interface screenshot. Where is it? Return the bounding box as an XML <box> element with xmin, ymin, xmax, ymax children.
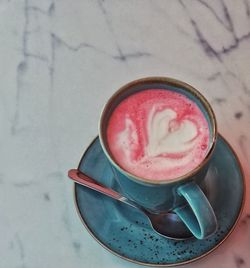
<box><xmin>107</xmin><ymin>89</ymin><xmax>209</xmax><ymax>180</ymax></box>
<box><xmin>146</xmin><ymin>108</ymin><xmax>198</xmax><ymax>157</ymax></box>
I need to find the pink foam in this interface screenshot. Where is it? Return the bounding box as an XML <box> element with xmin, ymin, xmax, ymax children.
<box><xmin>107</xmin><ymin>89</ymin><xmax>210</xmax><ymax>181</ymax></box>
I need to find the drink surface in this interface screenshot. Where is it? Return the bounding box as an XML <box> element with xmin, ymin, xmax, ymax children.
<box><xmin>107</xmin><ymin>89</ymin><xmax>210</xmax><ymax>181</ymax></box>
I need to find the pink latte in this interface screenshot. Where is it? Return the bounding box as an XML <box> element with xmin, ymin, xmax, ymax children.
<box><xmin>107</xmin><ymin>89</ymin><xmax>210</xmax><ymax>181</ymax></box>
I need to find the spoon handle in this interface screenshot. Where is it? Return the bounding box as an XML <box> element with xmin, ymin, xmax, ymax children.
<box><xmin>69</xmin><ymin>168</ymin><xmax>142</xmax><ymax>212</ymax></box>
<box><xmin>68</xmin><ymin>169</ymin><xmax>123</xmax><ymax>200</ymax></box>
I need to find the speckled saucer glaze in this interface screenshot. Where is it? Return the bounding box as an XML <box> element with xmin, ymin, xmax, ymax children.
<box><xmin>74</xmin><ymin>135</ymin><xmax>245</xmax><ymax>266</ymax></box>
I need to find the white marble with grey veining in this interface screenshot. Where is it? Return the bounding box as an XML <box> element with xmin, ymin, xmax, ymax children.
<box><xmin>1</xmin><ymin>0</ymin><xmax>250</xmax><ymax>267</ymax></box>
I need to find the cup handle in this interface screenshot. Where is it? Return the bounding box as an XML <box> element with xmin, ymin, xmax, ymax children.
<box><xmin>173</xmin><ymin>182</ymin><xmax>218</xmax><ymax>239</ymax></box>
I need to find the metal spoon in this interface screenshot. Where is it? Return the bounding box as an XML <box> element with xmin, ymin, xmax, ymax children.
<box><xmin>68</xmin><ymin>169</ymin><xmax>192</xmax><ymax>240</ymax></box>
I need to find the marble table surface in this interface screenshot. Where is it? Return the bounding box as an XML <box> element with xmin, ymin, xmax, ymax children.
<box><xmin>1</xmin><ymin>0</ymin><xmax>250</xmax><ymax>267</ymax></box>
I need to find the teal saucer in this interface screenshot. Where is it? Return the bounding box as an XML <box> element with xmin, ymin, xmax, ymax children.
<box><xmin>74</xmin><ymin>135</ymin><xmax>245</xmax><ymax>266</ymax></box>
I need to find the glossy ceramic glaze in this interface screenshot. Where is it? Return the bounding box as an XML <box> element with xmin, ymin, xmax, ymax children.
<box><xmin>74</xmin><ymin>135</ymin><xmax>245</xmax><ymax>266</ymax></box>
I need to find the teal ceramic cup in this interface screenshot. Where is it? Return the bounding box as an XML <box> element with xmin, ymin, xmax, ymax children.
<box><xmin>99</xmin><ymin>77</ymin><xmax>218</xmax><ymax>239</ymax></box>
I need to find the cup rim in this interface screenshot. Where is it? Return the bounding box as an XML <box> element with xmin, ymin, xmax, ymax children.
<box><xmin>99</xmin><ymin>76</ymin><xmax>218</xmax><ymax>185</ymax></box>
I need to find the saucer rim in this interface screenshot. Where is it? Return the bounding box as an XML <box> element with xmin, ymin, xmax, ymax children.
<box><xmin>73</xmin><ymin>134</ymin><xmax>246</xmax><ymax>267</ymax></box>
